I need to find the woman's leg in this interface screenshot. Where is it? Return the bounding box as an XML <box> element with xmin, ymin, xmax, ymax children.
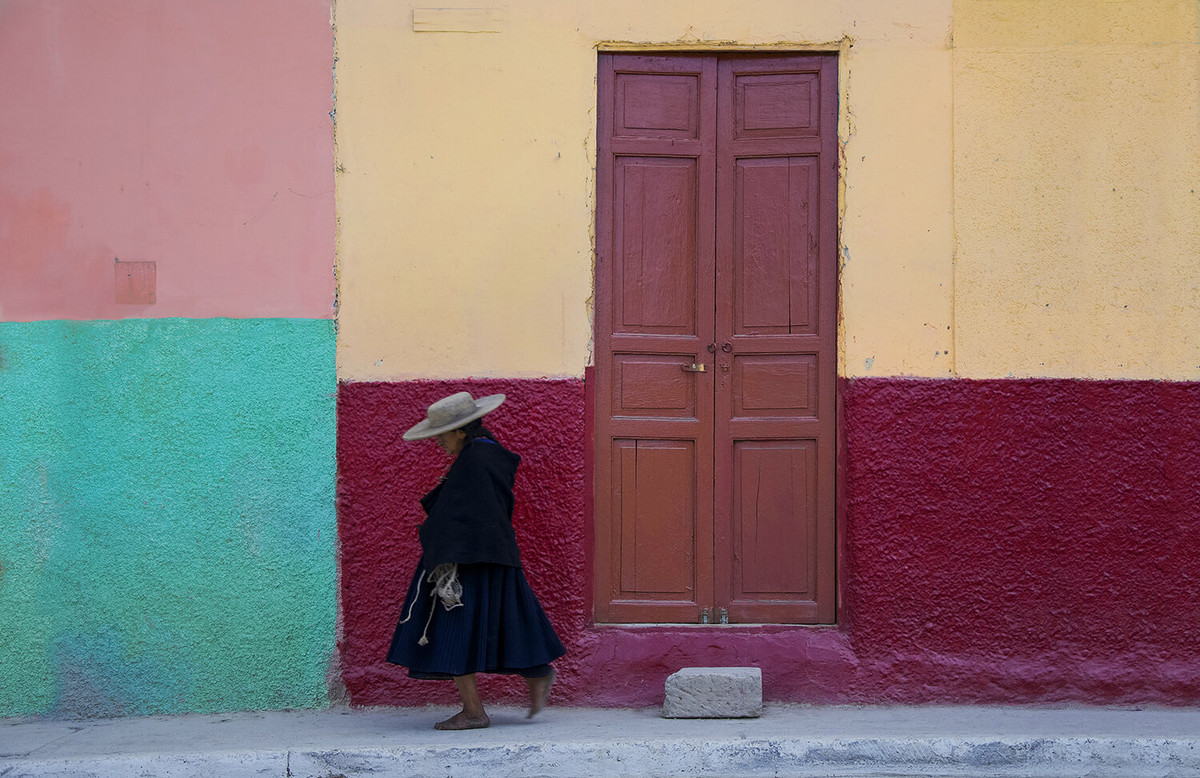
<box><xmin>433</xmin><ymin>674</ymin><xmax>490</xmax><ymax>730</ymax></box>
<box><xmin>524</xmin><ymin>666</ymin><xmax>556</xmax><ymax>719</ymax></box>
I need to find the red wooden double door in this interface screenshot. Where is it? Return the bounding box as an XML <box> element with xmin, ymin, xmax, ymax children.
<box><xmin>594</xmin><ymin>53</ymin><xmax>837</xmax><ymax>624</ymax></box>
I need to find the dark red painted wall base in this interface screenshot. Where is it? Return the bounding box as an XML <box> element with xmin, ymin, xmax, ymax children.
<box><xmin>842</xmin><ymin>377</ymin><xmax>1200</xmax><ymax>704</ymax></box>
<box><xmin>337</xmin><ymin>379</ymin><xmax>588</xmax><ymax>707</ymax></box>
<box><xmin>338</xmin><ymin>377</ymin><xmax>1200</xmax><ymax>707</ymax></box>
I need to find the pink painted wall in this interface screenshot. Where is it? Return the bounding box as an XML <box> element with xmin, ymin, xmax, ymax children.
<box><xmin>0</xmin><ymin>0</ymin><xmax>335</xmax><ymax>322</ymax></box>
<box><xmin>339</xmin><ymin>377</ymin><xmax>1200</xmax><ymax>707</ymax></box>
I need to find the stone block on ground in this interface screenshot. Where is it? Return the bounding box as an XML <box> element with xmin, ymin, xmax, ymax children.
<box><xmin>662</xmin><ymin>666</ymin><xmax>762</xmax><ymax>718</ymax></box>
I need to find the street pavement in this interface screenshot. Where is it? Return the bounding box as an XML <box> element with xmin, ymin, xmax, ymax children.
<box><xmin>4</xmin><ymin>703</ymin><xmax>1200</xmax><ymax>777</ymax></box>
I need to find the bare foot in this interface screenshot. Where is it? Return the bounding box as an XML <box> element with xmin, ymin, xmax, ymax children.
<box><xmin>526</xmin><ymin>668</ymin><xmax>556</xmax><ymax>719</ymax></box>
<box><xmin>433</xmin><ymin>710</ymin><xmax>490</xmax><ymax>730</ymax></box>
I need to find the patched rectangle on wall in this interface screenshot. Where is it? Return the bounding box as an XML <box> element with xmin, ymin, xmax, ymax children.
<box><xmin>114</xmin><ymin>260</ymin><xmax>156</xmax><ymax>305</ymax></box>
<box><xmin>412</xmin><ymin>8</ymin><xmax>503</xmax><ymax>32</ymax></box>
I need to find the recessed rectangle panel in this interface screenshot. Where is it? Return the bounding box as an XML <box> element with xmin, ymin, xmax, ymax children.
<box><xmin>732</xmin><ymin>440</ymin><xmax>817</xmax><ymax>598</ymax></box>
<box><xmin>615</xmin><ymin>72</ymin><xmax>700</xmax><ymax>139</ymax></box>
<box><xmin>614</xmin><ymin>439</ymin><xmax>696</xmax><ymax>596</ymax></box>
<box><xmin>614</xmin><ymin>157</ymin><xmax>697</xmax><ymax>335</ymax></box>
<box><xmin>614</xmin><ymin>354</ymin><xmax>697</xmax><ymax>419</ymax></box>
<box><xmin>734</xmin><ymin>156</ymin><xmax>818</xmax><ymax>334</ymax></box>
<box><xmin>736</xmin><ymin>159</ymin><xmax>789</xmax><ymax>330</ymax></box>
<box><xmin>733</xmin><ymin>354</ymin><xmax>817</xmax><ymax>419</ymax></box>
<box><xmin>734</xmin><ymin>72</ymin><xmax>818</xmax><ymax>140</ymax></box>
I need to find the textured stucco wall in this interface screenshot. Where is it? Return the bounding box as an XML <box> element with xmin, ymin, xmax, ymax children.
<box><xmin>0</xmin><ymin>0</ymin><xmax>338</xmax><ymax>719</ymax></box>
<box><xmin>842</xmin><ymin>378</ymin><xmax>1200</xmax><ymax>703</ymax></box>
<box><xmin>339</xmin><ymin>378</ymin><xmax>856</xmax><ymax>707</ymax></box>
<box><xmin>953</xmin><ymin>0</ymin><xmax>1200</xmax><ymax>379</ymax></box>
<box><xmin>337</xmin><ymin>379</ymin><xmax>586</xmax><ymax>706</ymax></box>
<box><xmin>338</xmin><ymin>377</ymin><xmax>1200</xmax><ymax>706</ymax></box>
<box><xmin>0</xmin><ymin>319</ymin><xmax>337</xmax><ymax>717</ymax></box>
<box><xmin>0</xmin><ymin>0</ymin><xmax>336</xmax><ymax>322</ymax></box>
<box><xmin>333</xmin><ymin>0</ymin><xmax>955</xmax><ymax>380</ymax></box>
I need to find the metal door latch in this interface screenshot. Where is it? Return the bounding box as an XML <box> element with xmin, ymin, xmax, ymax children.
<box><xmin>719</xmin><ymin>608</ymin><xmax>729</xmax><ymax>624</ymax></box>
<box><xmin>699</xmin><ymin>608</ymin><xmax>710</xmax><ymax>624</ymax></box>
<box><xmin>681</xmin><ymin>363</ymin><xmax>706</xmax><ymax>372</ymax></box>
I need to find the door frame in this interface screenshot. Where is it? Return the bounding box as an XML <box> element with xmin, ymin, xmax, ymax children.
<box><xmin>590</xmin><ymin>49</ymin><xmax>841</xmax><ymax>626</ymax></box>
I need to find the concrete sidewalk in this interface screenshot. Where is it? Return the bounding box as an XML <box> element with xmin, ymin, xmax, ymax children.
<box><xmin>4</xmin><ymin>704</ymin><xmax>1200</xmax><ymax>778</ymax></box>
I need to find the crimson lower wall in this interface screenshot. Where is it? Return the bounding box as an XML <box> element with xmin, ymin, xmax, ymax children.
<box><xmin>337</xmin><ymin>377</ymin><xmax>1200</xmax><ymax>707</ymax></box>
<box><xmin>842</xmin><ymin>377</ymin><xmax>1200</xmax><ymax>703</ymax></box>
<box><xmin>337</xmin><ymin>380</ymin><xmax>589</xmax><ymax>707</ymax></box>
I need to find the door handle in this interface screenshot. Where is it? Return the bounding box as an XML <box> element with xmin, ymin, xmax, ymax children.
<box><xmin>681</xmin><ymin>363</ymin><xmax>706</xmax><ymax>373</ymax></box>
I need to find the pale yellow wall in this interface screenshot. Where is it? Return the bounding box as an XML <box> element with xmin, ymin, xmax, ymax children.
<box><xmin>841</xmin><ymin>44</ymin><xmax>955</xmax><ymax>377</ymax></box>
<box><xmin>334</xmin><ymin>0</ymin><xmax>956</xmax><ymax>380</ymax></box>
<box><xmin>953</xmin><ymin>0</ymin><xmax>1200</xmax><ymax>379</ymax></box>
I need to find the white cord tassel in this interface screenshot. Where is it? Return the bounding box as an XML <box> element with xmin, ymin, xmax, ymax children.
<box><xmin>430</xmin><ymin>563</ymin><xmax>463</xmax><ymax>610</ymax></box>
<box><xmin>397</xmin><ymin>564</ymin><xmax>463</xmax><ymax>647</ymax></box>
<box><xmin>394</xmin><ymin>567</ymin><xmax>425</xmax><ymax>626</ymax></box>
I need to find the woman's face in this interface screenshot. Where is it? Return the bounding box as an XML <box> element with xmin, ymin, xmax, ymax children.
<box><xmin>435</xmin><ymin>428</ymin><xmax>467</xmax><ymax>457</ymax></box>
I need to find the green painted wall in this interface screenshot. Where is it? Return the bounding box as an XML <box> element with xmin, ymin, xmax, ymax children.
<box><xmin>0</xmin><ymin>319</ymin><xmax>336</xmax><ymax>717</ymax></box>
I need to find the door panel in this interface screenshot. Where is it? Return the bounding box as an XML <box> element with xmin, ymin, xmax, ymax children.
<box><xmin>612</xmin><ymin>353</ymin><xmax>698</xmax><ymax>418</ymax></box>
<box><xmin>614</xmin><ymin>158</ymin><xmax>698</xmax><ymax>334</ymax></box>
<box><xmin>730</xmin><ymin>439</ymin><xmax>820</xmax><ymax>622</ymax></box>
<box><xmin>595</xmin><ymin>54</ymin><xmax>716</xmax><ymax>624</ymax></box>
<box><xmin>614</xmin><ymin>71</ymin><xmax>703</xmax><ymax>140</ymax></box>
<box><xmin>714</xmin><ymin>55</ymin><xmax>837</xmax><ymax>624</ymax></box>
<box><xmin>732</xmin><ymin>72</ymin><xmax>821</xmax><ymax>140</ymax></box>
<box><xmin>734</xmin><ymin>156</ymin><xmax>820</xmax><ymax>334</ymax></box>
<box><xmin>596</xmin><ymin>52</ymin><xmax>835</xmax><ymax>625</ymax></box>
<box><xmin>616</xmin><ymin>439</ymin><xmax>696</xmax><ymax>596</ymax></box>
<box><xmin>607</xmin><ymin>434</ymin><xmax>709</xmax><ymax>621</ymax></box>
<box><xmin>732</xmin><ymin>354</ymin><xmax>819</xmax><ymax>419</ymax></box>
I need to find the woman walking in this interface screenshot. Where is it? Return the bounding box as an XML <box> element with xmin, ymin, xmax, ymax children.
<box><xmin>386</xmin><ymin>391</ymin><xmax>565</xmax><ymax>730</ymax></box>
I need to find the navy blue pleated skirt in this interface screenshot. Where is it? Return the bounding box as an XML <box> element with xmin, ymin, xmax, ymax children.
<box><xmin>386</xmin><ymin>562</ymin><xmax>565</xmax><ymax>679</ymax></box>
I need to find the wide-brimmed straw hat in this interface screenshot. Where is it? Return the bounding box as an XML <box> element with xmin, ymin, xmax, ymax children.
<box><xmin>402</xmin><ymin>391</ymin><xmax>505</xmax><ymax>441</ymax></box>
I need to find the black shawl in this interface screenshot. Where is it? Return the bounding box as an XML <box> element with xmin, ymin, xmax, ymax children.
<box><xmin>417</xmin><ymin>438</ymin><xmax>522</xmax><ymax>568</ymax></box>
